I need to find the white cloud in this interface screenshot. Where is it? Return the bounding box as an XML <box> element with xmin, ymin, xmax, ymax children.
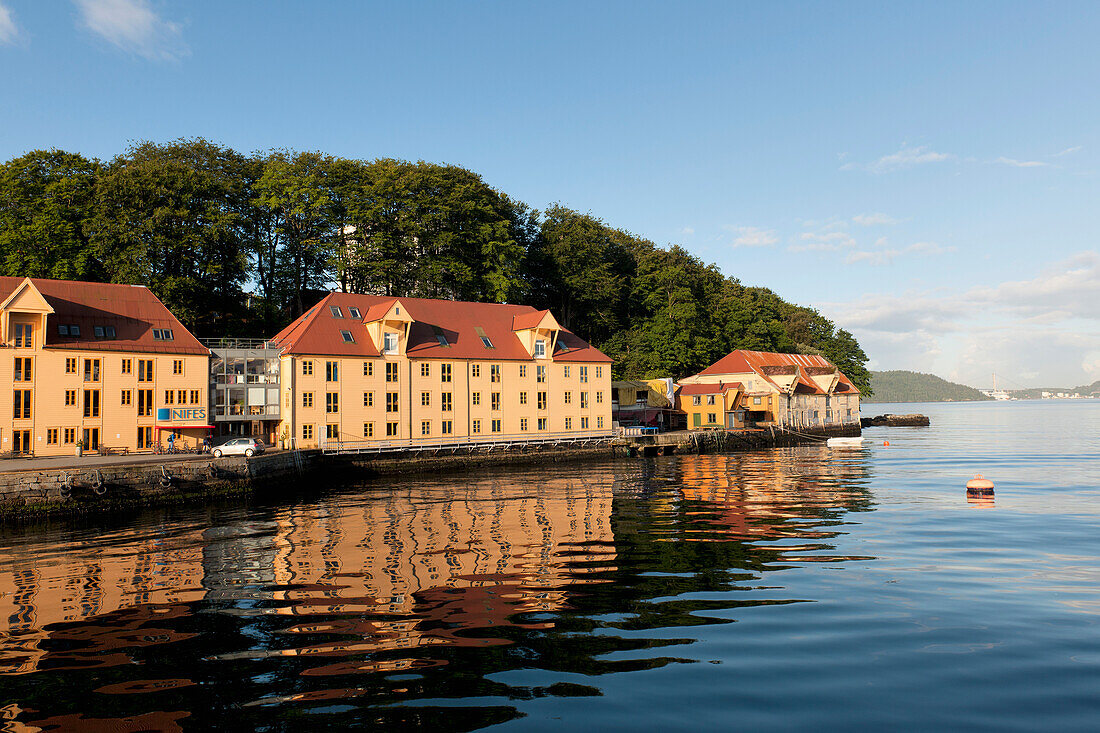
<box><xmin>680</xmin><ymin>226</ymin><xmax>694</xmax><ymax>236</ymax></box>
<box><xmin>1054</xmin><ymin>146</ymin><xmax>1083</xmax><ymax>157</ymax></box>
<box><xmin>852</xmin><ymin>212</ymin><xmax>898</xmax><ymax>226</ymax></box>
<box><xmin>993</xmin><ymin>156</ymin><xmax>1047</xmax><ymax>168</ymax></box>
<box><xmin>75</xmin><ymin>0</ymin><xmax>188</xmax><ymax>61</ymax></box>
<box><xmin>789</xmin><ymin>225</ymin><xmax>856</xmax><ymax>253</ymax></box>
<box><xmin>856</xmin><ymin>144</ymin><xmax>952</xmax><ymax>174</ymax></box>
<box><xmin>731</xmin><ymin>226</ymin><xmax>777</xmax><ymax>248</ymax></box>
<box><xmin>0</xmin><ymin>2</ymin><xmax>19</xmax><ymax>45</ymax></box>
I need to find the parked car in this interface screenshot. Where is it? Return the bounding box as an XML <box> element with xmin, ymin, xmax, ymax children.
<box><xmin>212</xmin><ymin>438</ymin><xmax>266</xmax><ymax>458</ymax></box>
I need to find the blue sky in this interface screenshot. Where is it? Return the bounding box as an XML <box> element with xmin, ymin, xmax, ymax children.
<box><xmin>1</xmin><ymin>1</ymin><xmax>1098</xmax><ymax>388</ymax></box>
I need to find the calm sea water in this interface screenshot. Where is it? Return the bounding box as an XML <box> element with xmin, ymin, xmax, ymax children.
<box><xmin>2</xmin><ymin>400</ymin><xmax>1099</xmax><ymax>731</ymax></box>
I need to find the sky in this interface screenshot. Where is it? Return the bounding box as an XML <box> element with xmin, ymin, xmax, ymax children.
<box><xmin>1</xmin><ymin>1</ymin><xmax>1098</xmax><ymax>389</ymax></box>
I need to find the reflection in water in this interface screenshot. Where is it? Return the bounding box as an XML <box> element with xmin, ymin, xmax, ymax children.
<box><xmin>0</xmin><ymin>451</ymin><xmax>874</xmax><ymax>730</ymax></box>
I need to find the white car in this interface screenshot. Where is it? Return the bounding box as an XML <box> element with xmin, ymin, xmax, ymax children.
<box><xmin>212</xmin><ymin>438</ymin><xmax>265</xmax><ymax>458</ymax></box>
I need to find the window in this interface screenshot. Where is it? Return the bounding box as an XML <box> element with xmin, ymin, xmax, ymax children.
<box><xmin>327</xmin><ymin>424</ymin><xmax>339</xmax><ymax>439</ymax></box>
<box><xmin>302</xmin><ymin>424</ymin><xmax>314</xmax><ymax>440</ymax></box>
<box><xmin>138</xmin><ymin>360</ymin><xmax>154</xmax><ymax>382</ymax></box>
<box><xmin>472</xmin><ymin>419</ymin><xmax>481</xmax><ymax>434</ymax></box>
<box><xmin>480</xmin><ymin>335</ymin><xmax>494</xmax><ymax>349</ymax></box>
<box><xmin>65</xmin><ymin>389</ymin><xmax>76</xmax><ymax>406</ymax></box>
<box><xmin>58</xmin><ymin>324</ymin><xmax>69</xmax><ymax>336</ymax></box>
<box><xmin>491</xmin><ymin>419</ymin><xmax>501</xmax><ymax>433</ymax></box>
<box><xmin>564</xmin><ymin>391</ymin><xmax>572</xmax><ymax>405</ymax></box>
<box><xmin>814</xmin><ymin>410</ymin><xmax>820</xmax><ymax>419</ymax></box>
<box><xmin>121</xmin><ymin>390</ymin><xmax>131</xmax><ymax>406</ymax></box>
<box><xmin>63</xmin><ymin>427</ymin><xmax>76</xmax><ymax>444</ymax></box>
<box><xmin>442</xmin><ymin>420</ymin><xmax>453</xmax><ymax>435</ymax></box>
<box><xmin>177</xmin><ymin>389</ymin><xmax>186</xmax><ymax>405</ymax></box>
<box><xmin>383</xmin><ymin>332</ymin><xmax>398</xmax><ymax>354</ymax></box>
<box><xmin>537</xmin><ymin>365</ymin><xmax>547</xmax><ymax>383</ymax></box>
<box><xmin>753</xmin><ymin>396</ymin><xmax>762</xmax><ymax>405</ymax></box>
<box><xmin>326</xmin><ymin>393</ymin><xmax>339</xmax><ymax>413</ymax></box>
<box><xmin>363</xmin><ymin>391</ymin><xmax>374</xmax><ymax>407</ymax></box>
<box><xmin>137</xmin><ymin>390</ymin><xmax>153</xmax><ymax>416</ymax></box>
<box><xmin>83</xmin><ymin>359</ymin><xmax>100</xmax><ymax>382</ymax></box>
<box><xmin>13</xmin><ymin>357</ymin><xmax>31</xmax><ymax>382</ymax></box>
<box><xmin>597</xmin><ymin>416</ymin><xmax>604</xmax><ymax>429</ymax></box>
<box><xmin>137</xmin><ymin>426</ymin><xmax>152</xmax><ymax>449</ymax></box>
<box><xmin>94</xmin><ymin>326</ymin><xmax>104</xmax><ymax>339</ymax></box>
<box><xmin>421</xmin><ymin>391</ymin><xmax>431</xmax><ymax>407</ymax></box>
<box><xmin>13</xmin><ymin>390</ymin><xmax>31</xmax><ymax>419</ymax></box>
<box><xmin>363</xmin><ymin>422</ymin><xmax>374</xmax><ymax>437</ymax></box>
<box><xmin>421</xmin><ymin>363</ymin><xmax>430</xmax><ymax>377</ymax></box>
<box><xmin>164</xmin><ymin>390</ymin><xmax>174</xmax><ymax>405</ymax></box>
<box><xmin>302</xmin><ymin>360</ymin><xmax>314</xmax><ymax>376</ymax></box>
<box><xmin>491</xmin><ymin>392</ymin><xmax>501</xmax><ymax>410</ymax></box>
<box><xmin>302</xmin><ymin>392</ymin><xmax>314</xmax><ymax>408</ymax></box>
<box><xmin>190</xmin><ymin>390</ymin><xmax>200</xmax><ymax>404</ymax></box>
<box><xmin>326</xmin><ymin>361</ymin><xmax>338</xmax><ymax>381</ymax></box>
<box><xmin>580</xmin><ymin>392</ymin><xmax>588</xmax><ymax>409</ymax></box>
<box><xmin>421</xmin><ymin>420</ymin><xmax>431</xmax><ymax>436</ymax></box>
<box><xmin>692</xmin><ymin>395</ymin><xmax>701</xmax><ymax>406</ymax></box>
<box><xmin>340</xmin><ymin>330</ymin><xmax>355</xmax><ymax>343</ymax></box>
<box><xmin>441</xmin><ymin>363</ymin><xmax>452</xmax><ymax>382</ymax></box>
<box><xmin>472</xmin><ymin>364</ymin><xmax>481</xmax><ymax>378</ymax></box>
<box><xmin>581</xmin><ymin>416</ymin><xmax>589</xmax><ymax>429</ymax></box>
<box><xmin>83</xmin><ymin>389</ymin><xmax>99</xmax><ymax>418</ymax></box>
<box><xmin>490</xmin><ymin>364</ymin><xmax>501</xmax><ymax>382</ymax></box>
<box><xmin>596</xmin><ymin>391</ymin><xmax>604</xmax><ymax>404</ymax></box>
<box><xmin>596</xmin><ymin>366</ymin><xmax>603</xmax><ymax>378</ymax></box>
<box><xmin>472</xmin><ymin>392</ymin><xmax>481</xmax><ymax>406</ymax></box>
<box><xmin>386</xmin><ymin>392</ymin><xmax>399</xmax><ymax>412</ymax></box>
<box><xmin>349</xmin><ymin>307</ymin><xmax>361</xmax><ymax>319</ymax></box>
<box><xmin>66</xmin><ymin>358</ymin><xmax>77</xmax><ymax>374</ymax></box>
<box><xmin>534</xmin><ymin>340</ymin><xmax>546</xmax><ymax>358</ymax></box>
<box><xmin>13</xmin><ymin>324</ymin><xmax>32</xmax><ymax>348</ymax></box>
<box><xmin>537</xmin><ymin>392</ymin><xmax>547</xmax><ymax>410</ymax></box>
<box><xmin>708</xmin><ymin>413</ymin><xmax>717</xmax><ymax>424</ymax></box>
<box><xmin>386</xmin><ymin>422</ymin><xmax>398</xmax><ymax>437</ymax></box>
<box><xmin>121</xmin><ymin>358</ymin><xmax>131</xmax><ymax>374</ymax></box>
<box><xmin>519</xmin><ymin>365</ymin><xmax>527</xmax><ymax>378</ymax></box>
<box><xmin>519</xmin><ymin>392</ymin><xmax>528</xmax><ymax>405</ymax></box>
<box><xmin>520</xmin><ymin>418</ymin><xmax>528</xmax><ymax>431</ymax></box>
<box><xmin>46</xmin><ymin>428</ymin><xmax>59</xmax><ymax>445</ymax></box>
<box><xmin>563</xmin><ymin>365</ymin><xmax>570</xmax><ymax>378</ymax></box>
<box><xmin>330</xmin><ymin>306</ymin><xmax>344</xmax><ymax>318</ymax></box>
<box><xmin>386</xmin><ymin>362</ymin><xmax>398</xmax><ymax>382</ymax></box>
<box><xmin>538</xmin><ymin>417</ymin><xmax>547</xmax><ymax>431</ymax></box>
<box><xmin>580</xmin><ymin>366</ymin><xmax>589</xmax><ymax>383</ymax></box>
<box><xmin>363</xmin><ymin>361</ymin><xmax>373</xmax><ymax>376</ymax></box>
<box><xmin>565</xmin><ymin>417</ymin><xmax>572</xmax><ymax>430</ymax></box>
<box><xmin>707</xmin><ymin>395</ymin><xmax>715</xmax><ymax>405</ymax></box>
<box><xmin>438</xmin><ymin>392</ymin><xmax>451</xmax><ymax>412</ymax></box>
<box><xmin>152</xmin><ymin>328</ymin><xmax>173</xmax><ymax>340</ymax></box>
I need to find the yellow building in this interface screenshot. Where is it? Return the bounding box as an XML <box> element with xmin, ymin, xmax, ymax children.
<box><xmin>679</xmin><ymin>349</ymin><xmax>861</xmax><ymax>430</ymax></box>
<box><xmin>0</xmin><ymin>277</ymin><xmax>211</xmax><ymax>455</ymax></box>
<box><xmin>269</xmin><ymin>294</ymin><xmax>614</xmax><ymax>448</ymax></box>
<box><xmin>677</xmin><ymin>381</ymin><xmax>745</xmax><ymax>429</ymax></box>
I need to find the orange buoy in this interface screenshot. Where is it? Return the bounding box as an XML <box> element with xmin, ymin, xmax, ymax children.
<box><xmin>966</xmin><ymin>474</ymin><xmax>995</xmax><ymax>495</ymax></box>
<box><xmin>883</xmin><ymin>440</ymin><xmax>890</xmax><ymax>446</ymax></box>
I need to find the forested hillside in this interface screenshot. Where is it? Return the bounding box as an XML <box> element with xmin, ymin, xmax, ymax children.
<box><xmin>0</xmin><ymin>140</ymin><xmax>870</xmax><ymax>390</ymax></box>
<box><xmin>866</xmin><ymin>371</ymin><xmax>991</xmax><ymax>403</ymax></box>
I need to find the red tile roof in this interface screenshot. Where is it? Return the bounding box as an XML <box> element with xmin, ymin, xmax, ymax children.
<box><xmin>0</xmin><ymin>277</ymin><xmax>208</xmax><ymax>355</ymax></box>
<box><xmin>678</xmin><ymin>381</ymin><xmax>743</xmax><ymax>396</ymax></box>
<box><xmin>697</xmin><ymin>349</ymin><xmax>860</xmax><ymax>395</ymax></box>
<box><xmin>511</xmin><ymin>309</ymin><xmax>550</xmax><ymax>331</ymax></box>
<box><xmin>270</xmin><ymin>293</ymin><xmax>611</xmax><ymax>363</ymax></box>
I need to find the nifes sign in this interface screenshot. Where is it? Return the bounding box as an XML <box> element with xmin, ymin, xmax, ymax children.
<box><xmin>157</xmin><ymin>408</ymin><xmax>207</xmax><ymax>421</ymax></box>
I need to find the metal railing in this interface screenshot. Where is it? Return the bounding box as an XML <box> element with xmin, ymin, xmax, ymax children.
<box><xmin>319</xmin><ymin>429</ymin><xmax>616</xmax><ymax>455</ymax></box>
<box><xmin>201</xmin><ymin>338</ymin><xmax>282</xmax><ymax>350</ymax></box>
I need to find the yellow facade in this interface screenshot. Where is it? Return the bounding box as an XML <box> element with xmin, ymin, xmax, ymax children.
<box><xmin>677</xmin><ymin>386</ymin><xmax>743</xmax><ymax>429</ymax></box>
<box><xmin>281</xmin><ymin>354</ymin><xmax>612</xmax><ymax>448</ymax></box>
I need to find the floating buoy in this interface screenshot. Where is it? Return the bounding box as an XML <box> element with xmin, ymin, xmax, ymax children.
<box><xmin>966</xmin><ymin>474</ymin><xmax>995</xmax><ymax>495</ymax></box>
<box><xmin>883</xmin><ymin>441</ymin><xmax>890</xmax><ymax>446</ymax></box>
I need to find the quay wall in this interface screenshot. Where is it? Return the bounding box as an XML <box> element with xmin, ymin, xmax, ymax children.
<box><xmin>0</xmin><ymin>425</ymin><xmax>860</xmax><ymax>519</ymax></box>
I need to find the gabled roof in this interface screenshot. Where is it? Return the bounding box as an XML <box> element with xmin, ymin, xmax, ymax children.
<box><xmin>697</xmin><ymin>349</ymin><xmax>860</xmax><ymax>395</ymax></box>
<box><xmin>270</xmin><ymin>293</ymin><xmax>611</xmax><ymax>363</ymax></box>
<box><xmin>678</xmin><ymin>381</ymin><xmax>743</xmax><ymax>396</ymax></box>
<box><xmin>0</xmin><ymin>277</ymin><xmax>208</xmax><ymax>355</ymax></box>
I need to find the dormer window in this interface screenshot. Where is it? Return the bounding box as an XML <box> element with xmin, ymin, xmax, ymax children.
<box><xmin>349</xmin><ymin>307</ymin><xmax>361</xmax><ymax>319</ymax></box>
<box><xmin>340</xmin><ymin>330</ymin><xmax>355</xmax><ymax>343</ymax></box>
<box><xmin>534</xmin><ymin>339</ymin><xmax>547</xmax><ymax>358</ymax></box>
<box><xmin>480</xmin><ymin>336</ymin><xmax>493</xmax><ymax>349</ymax></box>
<box><xmin>383</xmin><ymin>332</ymin><xmax>398</xmax><ymax>354</ymax></box>
<box><xmin>153</xmin><ymin>328</ymin><xmax>174</xmax><ymax>341</ymax></box>
<box><xmin>330</xmin><ymin>306</ymin><xmax>343</xmax><ymax>318</ymax></box>
<box><xmin>92</xmin><ymin>325</ymin><xmax>116</xmax><ymax>339</ymax></box>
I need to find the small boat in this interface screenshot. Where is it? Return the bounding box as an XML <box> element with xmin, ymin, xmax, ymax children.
<box><xmin>826</xmin><ymin>436</ymin><xmax>864</xmax><ymax>448</ymax></box>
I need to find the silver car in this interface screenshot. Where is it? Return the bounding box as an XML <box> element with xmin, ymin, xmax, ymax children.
<box><xmin>212</xmin><ymin>438</ymin><xmax>266</xmax><ymax>458</ymax></box>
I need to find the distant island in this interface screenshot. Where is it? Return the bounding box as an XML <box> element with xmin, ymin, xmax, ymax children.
<box><xmin>864</xmin><ymin>370</ymin><xmax>992</xmax><ymax>403</ymax></box>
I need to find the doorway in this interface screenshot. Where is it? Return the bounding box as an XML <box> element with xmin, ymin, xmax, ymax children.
<box><xmin>12</xmin><ymin>430</ymin><xmax>31</xmax><ymax>455</ymax></box>
<box><xmin>83</xmin><ymin>427</ymin><xmax>100</xmax><ymax>452</ymax></box>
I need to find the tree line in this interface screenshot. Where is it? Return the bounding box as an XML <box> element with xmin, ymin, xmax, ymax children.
<box><xmin>0</xmin><ymin>139</ymin><xmax>871</xmax><ymax>392</ymax></box>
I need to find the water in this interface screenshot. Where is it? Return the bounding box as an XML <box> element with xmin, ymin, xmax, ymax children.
<box><xmin>1</xmin><ymin>400</ymin><xmax>1099</xmax><ymax>731</ymax></box>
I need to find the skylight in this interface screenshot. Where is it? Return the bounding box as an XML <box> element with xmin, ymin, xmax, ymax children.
<box><xmin>153</xmin><ymin>328</ymin><xmax>174</xmax><ymax>341</ymax></box>
<box><xmin>340</xmin><ymin>330</ymin><xmax>355</xmax><ymax>343</ymax></box>
<box><xmin>480</xmin><ymin>336</ymin><xmax>493</xmax><ymax>348</ymax></box>
<box><xmin>330</xmin><ymin>306</ymin><xmax>344</xmax><ymax>318</ymax></box>
<box><xmin>348</xmin><ymin>307</ymin><xmax>361</xmax><ymax>319</ymax></box>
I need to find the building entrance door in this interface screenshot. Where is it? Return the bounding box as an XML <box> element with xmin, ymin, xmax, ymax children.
<box><xmin>83</xmin><ymin>428</ymin><xmax>100</xmax><ymax>452</ymax></box>
<box><xmin>12</xmin><ymin>430</ymin><xmax>31</xmax><ymax>455</ymax></box>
